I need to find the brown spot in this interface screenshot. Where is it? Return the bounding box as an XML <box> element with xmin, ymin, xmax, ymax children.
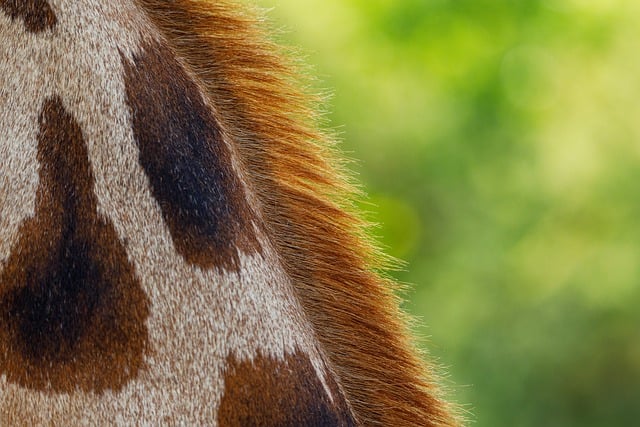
<box><xmin>0</xmin><ymin>0</ymin><xmax>56</xmax><ymax>33</ymax></box>
<box><xmin>219</xmin><ymin>351</ymin><xmax>358</xmax><ymax>426</ymax></box>
<box><xmin>120</xmin><ymin>42</ymin><xmax>261</xmax><ymax>272</ymax></box>
<box><xmin>0</xmin><ymin>97</ymin><xmax>149</xmax><ymax>393</ymax></box>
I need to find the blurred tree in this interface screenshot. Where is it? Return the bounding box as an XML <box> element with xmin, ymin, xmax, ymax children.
<box><xmin>248</xmin><ymin>0</ymin><xmax>640</xmax><ymax>425</ymax></box>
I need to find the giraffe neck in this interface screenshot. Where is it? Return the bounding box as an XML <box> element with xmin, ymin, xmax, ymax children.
<box><xmin>0</xmin><ymin>0</ymin><xmax>356</xmax><ymax>424</ymax></box>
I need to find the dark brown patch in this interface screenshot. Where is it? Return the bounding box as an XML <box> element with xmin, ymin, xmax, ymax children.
<box><xmin>219</xmin><ymin>351</ymin><xmax>358</xmax><ymax>426</ymax></box>
<box><xmin>120</xmin><ymin>42</ymin><xmax>261</xmax><ymax>272</ymax></box>
<box><xmin>0</xmin><ymin>97</ymin><xmax>149</xmax><ymax>393</ymax></box>
<box><xmin>0</xmin><ymin>0</ymin><xmax>56</xmax><ymax>33</ymax></box>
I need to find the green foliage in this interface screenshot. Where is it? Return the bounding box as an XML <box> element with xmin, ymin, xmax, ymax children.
<box><xmin>250</xmin><ymin>0</ymin><xmax>640</xmax><ymax>425</ymax></box>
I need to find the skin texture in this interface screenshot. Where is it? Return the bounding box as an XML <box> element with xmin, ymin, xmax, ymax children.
<box><xmin>0</xmin><ymin>0</ymin><xmax>56</xmax><ymax>33</ymax></box>
<box><xmin>0</xmin><ymin>97</ymin><xmax>149</xmax><ymax>394</ymax></box>
<box><xmin>0</xmin><ymin>0</ymin><xmax>460</xmax><ymax>425</ymax></box>
<box><xmin>219</xmin><ymin>351</ymin><xmax>356</xmax><ymax>426</ymax></box>
<box><xmin>121</xmin><ymin>40</ymin><xmax>262</xmax><ymax>271</ymax></box>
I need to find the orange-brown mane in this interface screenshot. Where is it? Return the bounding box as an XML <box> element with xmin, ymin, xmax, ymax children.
<box><xmin>137</xmin><ymin>1</ymin><xmax>459</xmax><ymax>425</ymax></box>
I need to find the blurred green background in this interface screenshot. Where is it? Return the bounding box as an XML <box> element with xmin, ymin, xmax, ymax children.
<box><xmin>248</xmin><ymin>0</ymin><xmax>640</xmax><ymax>425</ymax></box>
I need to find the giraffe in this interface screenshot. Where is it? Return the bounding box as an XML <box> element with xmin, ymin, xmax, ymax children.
<box><xmin>0</xmin><ymin>0</ymin><xmax>460</xmax><ymax>425</ymax></box>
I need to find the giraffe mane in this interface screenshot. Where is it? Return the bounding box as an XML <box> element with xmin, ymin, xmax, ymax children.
<box><xmin>136</xmin><ymin>1</ymin><xmax>460</xmax><ymax>425</ymax></box>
